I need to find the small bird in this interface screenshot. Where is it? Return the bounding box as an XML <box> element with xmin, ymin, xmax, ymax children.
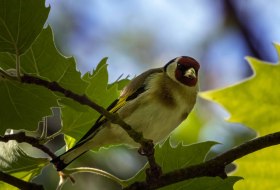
<box><xmin>52</xmin><ymin>56</ymin><xmax>200</xmax><ymax>171</ymax></box>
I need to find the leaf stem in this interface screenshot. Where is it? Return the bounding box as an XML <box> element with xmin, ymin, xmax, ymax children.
<box><xmin>15</xmin><ymin>52</ymin><xmax>21</xmax><ymax>79</ymax></box>
<box><xmin>40</xmin><ymin>117</ymin><xmax>48</xmax><ymax>140</ymax></box>
<box><xmin>63</xmin><ymin>167</ymin><xmax>128</xmax><ymax>187</ymax></box>
<box><xmin>40</xmin><ymin>130</ymin><xmax>63</xmax><ymax>145</ymax></box>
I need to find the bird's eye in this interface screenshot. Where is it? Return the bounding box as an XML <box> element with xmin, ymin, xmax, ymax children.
<box><xmin>177</xmin><ymin>63</ymin><xmax>185</xmax><ymax>71</ymax></box>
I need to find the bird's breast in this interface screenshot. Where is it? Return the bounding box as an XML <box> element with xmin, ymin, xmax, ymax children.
<box><xmin>119</xmin><ymin>87</ymin><xmax>197</xmax><ymax>143</ymax></box>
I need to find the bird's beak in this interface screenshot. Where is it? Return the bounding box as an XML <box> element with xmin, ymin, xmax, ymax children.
<box><xmin>185</xmin><ymin>68</ymin><xmax>196</xmax><ymax>79</ymax></box>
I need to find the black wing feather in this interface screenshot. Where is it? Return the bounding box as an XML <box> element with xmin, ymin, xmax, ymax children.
<box><xmin>74</xmin><ymin>85</ymin><xmax>147</xmax><ymax>147</ymax></box>
<box><xmin>75</xmin><ymin>98</ymin><xmax>119</xmax><ymax>145</ymax></box>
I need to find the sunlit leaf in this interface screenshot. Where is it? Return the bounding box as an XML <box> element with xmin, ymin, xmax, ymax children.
<box><xmin>199</xmin><ymin>58</ymin><xmax>280</xmax><ymax>134</ymax></box>
<box><xmin>0</xmin><ymin>140</ymin><xmax>49</xmax><ymax>189</ymax></box>
<box><xmin>64</xmin><ymin>134</ymin><xmax>77</xmax><ymax>151</ymax></box>
<box><xmin>200</xmin><ymin>44</ymin><xmax>280</xmax><ymax>190</ymax></box>
<box><xmin>160</xmin><ymin>176</ymin><xmax>241</xmax><ymax>190</ymax></box>
<box><xmin>170</xmin><ymin>108</ymin><xmax>203</xmax><ymax>145</ymax></box>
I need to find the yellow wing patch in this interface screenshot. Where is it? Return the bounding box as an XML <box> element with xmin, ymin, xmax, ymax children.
<box><xmin>110</xmin><ymin>96</ymin><xmax>127</xmax><ymax>113</ymax></box>
<box><xmin>98</xmin><ymin>96</ymin><xmax>128</xmax><ymax>123</ymax></box>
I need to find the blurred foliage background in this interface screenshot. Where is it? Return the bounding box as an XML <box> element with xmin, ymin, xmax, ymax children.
<box><xmin>34</xmin><ymin>0</ymin><xmax>280</xmax><ymax>189</ymax></box>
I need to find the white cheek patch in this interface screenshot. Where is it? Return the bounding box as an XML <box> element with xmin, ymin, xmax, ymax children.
<box><xmin>166</xmin><ymin>57</ymin><xmax>180</xmax><ymax>82</ymax></box>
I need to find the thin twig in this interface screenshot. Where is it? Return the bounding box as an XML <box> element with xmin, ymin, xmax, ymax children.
<box><xmin>15</xmin><ymin>53</ymin><xmax>21</xmax><ymax>79</ymax></box>
<box><xmin>2</xmin><ymin>73</ymin><xmax>280</xmax><ymax>190</ymax></box>
<box><xmin>40</xmin><ymin>117</ymin><xmax>48</xmax><ymax>140</ymax></box>
<box><xmin>42</xmin><ymin>130</ymin><xmax>63</xmax><ymax>144</ymax></box>
<box><xmin>21</xmin><ymin>74</ymin><xmax>144</xmax><ymax>143</ymax></box>
<box><xmin>139</xmin><ymin>140</ymin><xmax>162</xmax><ymax>183</ymax></box>
<box><xmin>62</xmin><ymin>167</ymin><xmax>128</xmax><ymax>187</ymax></box>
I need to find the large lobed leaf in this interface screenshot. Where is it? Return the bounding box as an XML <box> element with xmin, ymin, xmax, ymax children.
<box><xmin>0</xmin><ymin>26</ymin><xmax>88</xmax><ymax>94</ymax></box>
<box><xmin>0</xmin><ymin>0</ymin><xmax>50</xmax><ymax>55</ymax></box>
<box><xmin>0</xmin><ymin>26</ymin><xmax>89</xmax><ymax>134</ymax></box>
<box><xmin>20</xmin><ymin>26</ymin><xmax>88</xmax><ymax>94</ymax></box>
<box><xmin>0</xmin><ymin>1</ymin><xmax>60</xmax><ymax>134</ymax></box>
<box><xmin>200</xmin><ymin>44</ymin><xmax>280</xmax><ymax>189</ymax></box>
<box><xmin>126</xmin><ymin>140</ymin><xmax>241</xmax><ymax>190</ymax></box>
<box><xmin>200</xmin><ymin>46</ymin><xmax>280</xmax><ymax>135</ymax></box>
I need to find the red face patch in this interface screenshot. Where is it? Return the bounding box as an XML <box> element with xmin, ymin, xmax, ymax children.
<box><xmin>175</xmin><ymin>56</ymin><xmax>200</xmax><ymax>86</ymax></box>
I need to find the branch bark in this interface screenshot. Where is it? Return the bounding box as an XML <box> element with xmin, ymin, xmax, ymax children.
<box><xmin>2</xmin><ymin>74</ymin><xmax>278</xmax><ymax>190</ymax></box>
<box><xmin>20</xmin><ymin>74</ymin><xmax>146</xmax><ymax>144</ymax></box>
<box><xmin>124</xmin><ymin>131</ymin><xmax>280</xmax><ymax>190</ymax></box>
<box><xmin>20</xmin><ymin>74</ymin><xmax>159</xmax><ymax>179</ymax></box>
<box><xmin>0</xmin><ymin>132</ymin><xmax>56</xmax><ymax>159</ymax></box>
<box><xmin>0</xmin><ymin>171</ymin><xmax>44</xmax><ymax>190</ymax></box>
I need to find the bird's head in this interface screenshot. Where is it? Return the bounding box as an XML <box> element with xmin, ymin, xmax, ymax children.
<box><xmin>164</xmin><ymin>56</ymin><xmax>200</xmax><ymax>87</ymax></box>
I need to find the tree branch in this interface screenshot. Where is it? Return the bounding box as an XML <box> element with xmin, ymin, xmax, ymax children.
<box><xmin>0</xmin><ymin>132</ymin><xmax>57</xmax><ymax>159</ymax></box>
<box><xmin>124</xmin><ymin>131</ymin><xmax>280</xmax><ymax>190</ymax></box>
<box><xmin>19</xmin><ymin>74</ymin><xmax>280</xmax><ymax>190</ymax></box>
<box><xmin>21</xmin><ymin>74</ymin><xmax>144</xmax><ymax>144</ymax></box>
<box><xmin>20</xmin><ymin>74</ymin><xmax>159</xmax><ymax>178</ymax></box>
<box><xmin>0</xmin><ymin>170</ymin><xmax>44</xmax><ymax>190</ymax></box>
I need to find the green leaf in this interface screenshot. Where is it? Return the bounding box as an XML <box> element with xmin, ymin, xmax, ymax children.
<box><xmin>87</xmin><ymin>57</ymin><xmax>108</xmax><ymax>78</ymax></box>
<box><xmin>0</xmin><ymin>27</ymin><xmax>87</xmax><ymax>135</ymax></box>
<box><xmin>199</xmin><ymin>54</ymin><xmax>280</xmax><ymax>135</ymax></box>
<box><xmin>21</xmin><ymin>26</ymin><xmax>88</xmax><ymax>94</ymax></box>
<box><xmin>64</xmin><ymin>134</ymin><xmax>77</xmax><ymax>151</ymax></box>
<box><xmin>233</xmin><ymin>145</ymin><xmax>280</xmax><ymax>190</ymax></box>
<box><xmin>127</xmin><ymin>141</ymin><xmax>215</xmax><ymax>183</ymax></box>
<box><xmin>158</xmin><ymin>176</ymin><xmax>241</xmax><ymax>190</ymax></box>
<box><xmin>157</xmin><ymin>141</ymin><xmax>217</xmax><ymax>173</ymax></box>
<box><xmin>0</xmin><ymin>51</ymin><xmax>14</xmax><ymax>69</ymax></box>
<box><xmin>62</xmin><ymin>61</ymin><xmax>126</xmax><ymax>146</ymax></box>
<box><xmin>199</xmin><ymin>44</ymin><xmax>280</xmax><ymax>190</ymax></box>
<box><xmin>0</xmin><ymin>0</ymin><xmax>50</xmax><ymax>55</ymax></box>
<box><xmin>0</xmin><ymin>79</ymin><xmax>58</xmax><ymax>134</ymax></box>
<box><xmin>109</xmin><ymin>78</ymin><xmax>130</xmax><ymax>90</ymax></box>
<box><xmin>126</xmin><ymin>140</ymin><xmax>240</xmax><ymax>189</ymax></box>
<box><xmin>61</xmin><ymin>106</ymin><xmax>97</xmax><ymax>143</ymax></box>
<box><xmin>0</xmin><ymin>140</ymin><xmax>49</xmax><ymax>189</ymax></box>
<box><xmin>0</xmin><ymin>26</ymin><xmax>88</xmax><ymax>94</ymax></box>
<box><xmin>170</xmin><ymin>108</ymin><xmax>203</xmax><ymax>144</ymax></box>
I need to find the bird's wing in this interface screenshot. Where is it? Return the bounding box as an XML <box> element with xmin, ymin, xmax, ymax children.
<box><xmin>75</xmin><ymin>68</ymin><xmax>163</xmax><ymax>146</ymax></box>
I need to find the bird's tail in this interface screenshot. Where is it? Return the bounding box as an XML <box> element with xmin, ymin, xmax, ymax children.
<box><xmin>51</xmin><ymin>143</ymin><xmax>88</xmax><ymax>171</ymax></box>
<box><xmin>51</xmin><ymin>110</ymin><xmax>108</xmax><ymax>171</ymax></box>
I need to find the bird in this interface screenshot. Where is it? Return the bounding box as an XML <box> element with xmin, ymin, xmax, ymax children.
<box><xmin>51</xmin><ymin>56</ymin><xmax>200</xmax><ymax>171</ymax></box>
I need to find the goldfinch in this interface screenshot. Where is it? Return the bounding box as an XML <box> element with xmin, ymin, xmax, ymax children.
<box><xmin>52</xmin><ymin>56</ymin><xmax>200</xmax><ymax>171</ymax></box>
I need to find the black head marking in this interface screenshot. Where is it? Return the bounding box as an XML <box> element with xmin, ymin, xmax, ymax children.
<box><xmin>163</xmin><ymin>58</ymin><xmax>177</xmax><ymax>72</ymax></box>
